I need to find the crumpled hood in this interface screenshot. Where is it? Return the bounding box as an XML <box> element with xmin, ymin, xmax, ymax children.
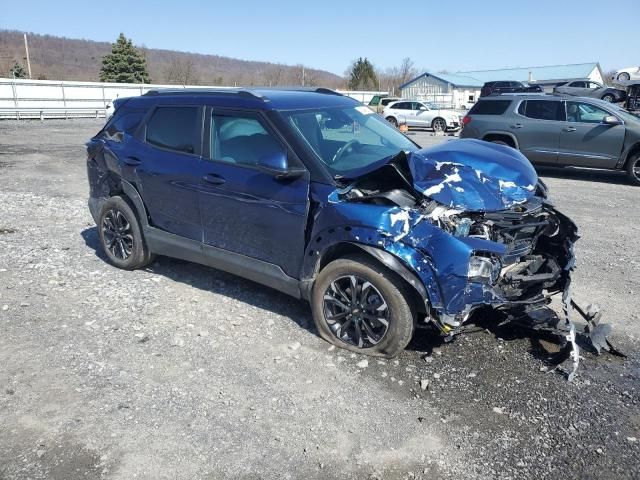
<box><xmin>407</xmin><ymin>139</ymin><xmax>539</xmax><ymax>212</ymax></box>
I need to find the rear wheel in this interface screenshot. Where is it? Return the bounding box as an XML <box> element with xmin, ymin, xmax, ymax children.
<box><xmin>98</xmin><ymin>196</ymin><xmax>154</xmax><ymax>270</ymax></box>
<box><xmin>311</xmin><ymin>254</ymin><xmax>415</xmax><ymax>357</ymax></box>
<box><xmin>618</xmin><ymin>72</ymin><xmax>631</xmax><ymax>82</ymax></box>
<box><xmin>626</xmin><ymin>154</ymin><xmax>640</xmax><ymax>186</ymax></box>
<box><xmin>386</xmin><ymin>116</ymin><xmax>398</xmax><ymax>127</ymax></box>
<box><xmin>601</xmin><ymin>94</ymin><xmax>615</xmax><ymax>103</ymax></box>
<box><xmin>432</xmin><ymin>117</ymin><xmax>447</xmax><ymax>132</ymax></box>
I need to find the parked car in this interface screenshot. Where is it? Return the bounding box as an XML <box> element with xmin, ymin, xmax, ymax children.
<box><xmin>480</xmin><ymin>81</ymin><xmax>543</xmax><ymax>97</ymax></box>
<box><xmin>382</xmin><ymin>100</ymin><xmax>462</xmax><ymax>131</ymax></box>
<box><xmin>612</xmin><ymin>67</ymin><xmax>640</xmax><ymax>82</ymax></box>
<box><xmin>367</xmin><ymin>95</ymin><xmax>400</xmax><ymax>113</ymax></box>
<box><xmin>460</xmin><ymin>94</ymin><xmax>640</xmax><ymax>185</ymax></box>
<box><xmin>553</xmin><ymin>80</ymin><xmax>626</xmax><ymax>103</ymax></box>
<box><xmin>86</xmin><ymin>87</ymin><xmax>583</xmax><ymax>357</ymax></box>
<box><xmin>623</xmin><ymin>81</ymin><xmax>640</xmax><ymax>114</ymax></box>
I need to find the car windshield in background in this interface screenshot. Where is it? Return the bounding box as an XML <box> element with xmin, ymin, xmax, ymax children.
<box><xmin>283</xmin><ymin>106</ymin><xmax>417</xmax><ymax>176</ymax></box>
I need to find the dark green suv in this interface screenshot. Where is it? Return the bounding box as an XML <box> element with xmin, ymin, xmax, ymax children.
<box><xmin>460</xmin><ymin>94</ymin><xmax>640</xmax><ymax>185</ymax></box>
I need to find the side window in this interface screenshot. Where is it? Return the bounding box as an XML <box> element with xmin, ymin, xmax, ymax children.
<box><xmin>211</xmin><ymin>113</ymin><xmax>284</xmax><ymax>166</ymax></box>
<box><xmin>412</xmin><ymin>102</ymin><xmax>425</xmax><ymax>110</ymax></box>
<box><xmin>570</xmin><ymin>81</ymin><xmax>586</xmax><ymax>88</ymax></box>
<box><xmin>524</xmin><ymin>100</ymin><xmax>565</xmax><ymax>121</ymax></box>
<box><xmin>517</xmin><ymin>100</ymin><xmax>527</xmax><ymax>115</ymax></box>
<box><xmin>103</xmin><ymin>108</ymin><xmax>146</xmax><ymax>141</ymax></box>
<box><xmin>394</xmin><ymin>102</ymin><xmax>407</xmax><ymax>110</ymax></box>
<box><xmin>146</xmin><ymin>106</ymin><xmax>200</xmax><ymax>154</ymax></box>
<box><xmin>566</xmin><ymin>102</ymin><xmax>612</xmax><ymax>124</ymax></box>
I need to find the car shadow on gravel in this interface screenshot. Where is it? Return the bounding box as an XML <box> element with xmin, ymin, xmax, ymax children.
<box><xmin>537</xmin><ymin>165</ymin><xmax>631</xmax><ymax>186</ymax></box>
<box><xmin>81</xmin><ymin>226</ymin><xmax>315</xmax><ymax>334</ymax></box>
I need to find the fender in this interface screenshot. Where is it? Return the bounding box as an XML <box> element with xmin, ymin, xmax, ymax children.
<box><xmin>121</xmin><ymin>180</ymin><xmax>149</xmax><ymax>227</ymax></box>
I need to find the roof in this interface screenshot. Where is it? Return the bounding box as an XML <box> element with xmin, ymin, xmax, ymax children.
<box><xmin>457</xmin><ymin>63</ymin><xmax>601</xmax><ymax>83</ymax></box>
<box><xmin>399</xmin><ymin>72</ymin><xmax>483</xmax><ymax>90</ymax></box>
<box><xmin>141</xmin><ymin>87</ymin><xmax>356</xmax><ymax>110</ymax></box>
<box><xmin>400</xmin><ymin>63</ymin><xmax>603</xmax><ymax>91</ymax></box>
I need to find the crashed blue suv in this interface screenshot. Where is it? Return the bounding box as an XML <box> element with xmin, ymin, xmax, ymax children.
<box><xmin>86</xmin><ymin>88</ymin><xmax>579</xmax><ymax>358</ymax></box>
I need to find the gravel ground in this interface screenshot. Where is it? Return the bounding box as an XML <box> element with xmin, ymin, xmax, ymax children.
<box><xmin>0</xmin><ymin>120</ymin><xmax>638</xmax><ymax>480</ymax></box>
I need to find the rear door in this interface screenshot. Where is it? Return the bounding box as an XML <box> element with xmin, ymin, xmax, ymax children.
<box><xmin>198</xmin><ymin>107</ymin><xmax>309</xmax><ymax>277</ymax></box>
<box><xmin>125</xmin><ymin>104</ymin><xmax>206</xmax><ymax>241</ymax></box>
<box><xmin>514</xmin><ymin>99</ymin><xmax>565</xmax><ymax>164</ymax></box>
<box><xmin>558</xmin><ymin>101</ymin><xmax>625</xmax><ymax>168</ymax></box>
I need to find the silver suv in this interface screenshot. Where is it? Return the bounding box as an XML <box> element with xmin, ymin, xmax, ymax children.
<box><xmin>460</xmin><ymin>94</ymin><xmax>640</xmax><ymax>185</ymax></box>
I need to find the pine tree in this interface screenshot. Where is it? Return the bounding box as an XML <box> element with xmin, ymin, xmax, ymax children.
<box><xmin>347</xmin><ymin>57</ymin><xmax>378</xmax><ymax>90</ymax></box>
<box><xmin>100</xmin><ymin>33</ymin><xmax>151</xmax><ymax>83</ymax></box>
<box><xmin>10</xmin><ymin>61</ymin><xmax>27</xmax><ymax>79</ymax></box>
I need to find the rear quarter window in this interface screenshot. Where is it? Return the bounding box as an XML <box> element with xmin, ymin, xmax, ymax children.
<box><xmin>102</xmin><ymin>106</ymin><xmax>146</xmax><ymax>141</ymax></box>
<box><xmin>468</xmin><ymin>100</ymin><xmax>512</xmax><ymax>115</ymax></box>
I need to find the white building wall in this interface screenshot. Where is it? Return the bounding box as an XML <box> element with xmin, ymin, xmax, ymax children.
<box><xmin>400</xmin><ymin>76</ymin><xmax>480</xmax><ymax>109</ymax></box>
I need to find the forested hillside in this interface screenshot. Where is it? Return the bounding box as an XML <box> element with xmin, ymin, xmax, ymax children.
<box><xmin>0</xmin><ymin>30</ymin><xmax>344</xmax><ymax>87</ymax></box>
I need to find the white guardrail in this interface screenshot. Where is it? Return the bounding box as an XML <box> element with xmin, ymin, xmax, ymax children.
<box><xmin>0</xmin><ymin>78</ymin><xmax>387</xmax><ymax>120</ymax></box>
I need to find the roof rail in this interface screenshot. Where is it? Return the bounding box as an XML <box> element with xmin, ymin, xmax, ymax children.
<box><xmin>142</xmin><ymin>88</ymin><xmax>265</xmax><ymax>100</ymax></box>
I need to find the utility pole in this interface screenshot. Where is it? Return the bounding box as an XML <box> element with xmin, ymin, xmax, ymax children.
<box><xmin>23</xmin><ymin>33</ymin><xmax>32</xmax><ymax>79</ymax></box>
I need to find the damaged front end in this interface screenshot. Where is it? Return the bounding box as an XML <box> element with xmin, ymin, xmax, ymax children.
<box><xmin>310</xmin><ymin>139</ymin><xmax>618</xmax><ymax>379</ymax></box>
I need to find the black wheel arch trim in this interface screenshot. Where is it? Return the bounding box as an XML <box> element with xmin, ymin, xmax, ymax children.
<box><xmin>482</xmin><ymin>131</ymin><xmax>519</xmax><ymax>149</ymax></box>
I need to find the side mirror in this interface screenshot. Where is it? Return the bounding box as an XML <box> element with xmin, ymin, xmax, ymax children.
<box><xmin>602</xmin><ymin>115</ymin><xmax>621</xmax><ymax>126</ymax></box>
<box><xmin>257</xmin><ymin>151</ymin><xmax>305</xmax><ymax>179</ymax></box>
<box><xmin>419</xmin><ymin>106</ymin><xmax>427</xmax><ymax>111</ymax></box>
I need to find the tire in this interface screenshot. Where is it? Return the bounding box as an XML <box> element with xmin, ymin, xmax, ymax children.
<box><xmin>311</xmin><ymin>254</ymin><xmax>415</xmax><ymax>358</ymax></box>
<box><xmin>601</xmin><ymin>94</ymin><xmax>615</xmax><ymax>103</ymax></box>
<box><xmin>386</xmin><ymin>116</ymin><xmax>398</xmax><ymax>127</ymax></box>
<box><xmin>618</xmin><ymin>72</ymin><xmax>631</xmax><ymax>82</ymax></box>
<box><xmin>98</xmin><ymin>196</ymin><xmax>154</xmax><ymax>270</ymax></box>
<box><xmin>431</xmin><ymin>117</ymin><xmax>447</xmax><ymax>132</ymax></box>
<box><xmin>626</xmin><ymin>154</ymin><xmax>640</xmax><ymax>186</ymax></box>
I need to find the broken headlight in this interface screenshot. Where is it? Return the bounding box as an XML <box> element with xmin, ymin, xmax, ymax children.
<box><xmin>468</xmin><ymin>255</ymin><xmax>501</xmax><ymax>284</ymax></box>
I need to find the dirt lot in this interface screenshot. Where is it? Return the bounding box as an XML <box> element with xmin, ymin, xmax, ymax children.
<box><xmin>0</xmin><ymin>120</ymin><xmax>638</xmax><ymax>480</ymax></box>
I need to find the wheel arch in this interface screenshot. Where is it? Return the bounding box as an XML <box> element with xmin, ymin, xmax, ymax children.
<box><xmin>622</xmin><ymin>142</ymin><xmax>640</xmax><ymax>170</ymax></box>
<box><xmin>303</xmin><ymin>241</ymin><xmax>430</xmax><ymax>315</ymax></box>
<box><xmin>482</xmin><ymin>132</ymin><xmax>519</xmax><ymax>149</ymax></box>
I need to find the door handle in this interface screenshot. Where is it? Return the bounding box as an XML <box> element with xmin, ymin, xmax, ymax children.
<box><xmin>564</xmin><ymin>127</ymin><xmax>577</xmax><ymax>132</ymax></box>
<box><xmin>203</xmin><ymin>173</ymin><xmax>226</xmax><ymax>185</ymax></box>
<box><xmin>123</xmin><ymin>156</ymin><xmax>141</xmax><ymax>166</ymax></box>
<box><xmin>511</xmin><ymin>123</ymin><xmax>523</xmax><ymax>129</ymax></box>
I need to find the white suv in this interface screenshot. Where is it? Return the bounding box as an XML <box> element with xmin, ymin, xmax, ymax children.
<box><xmin>382</xmin><ymin>100</ymin><xmax>462</xmax><ymax>132</ymax></box>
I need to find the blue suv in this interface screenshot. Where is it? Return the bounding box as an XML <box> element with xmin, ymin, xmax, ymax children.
<box><xmin>86</xmin><ymin>88</ymin><xmax>580</xmax><ymax>358</ymax></box>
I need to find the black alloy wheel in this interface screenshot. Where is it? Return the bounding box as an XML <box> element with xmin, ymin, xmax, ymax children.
<box><xmin>102</xmin><ymin>208</ymin><xmax>134</xmax><ymax>260</ymax></box>
<box><xmin>322</xmin><ymin>274</ymin><xmax>390</xmax><ymax>348</ymax></box>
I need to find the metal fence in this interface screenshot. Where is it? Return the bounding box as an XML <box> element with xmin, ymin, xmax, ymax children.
<box><xmin>0</xmin><ymin>78</ymin><xmax>386</xmax><ymax>120</ymax></box>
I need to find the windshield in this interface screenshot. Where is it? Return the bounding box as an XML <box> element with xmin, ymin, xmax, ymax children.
<box><xmin>283</xmin><ymin>105</ymin><xmax>418</xmax><ymax>176</ymax></box>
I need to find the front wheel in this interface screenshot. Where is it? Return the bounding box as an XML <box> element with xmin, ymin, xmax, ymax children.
<box><xmin>432</xmin><ymin>117</ymin><xmax>447</xmax><ymax>132</ymax></box>
<box><xmin>627</xmin><ymin>154</ymin><xmax>640</xmax><ymax>186</ymax></box>
<box><xmin>311</xmin><ymin>254</ymin><xmax>415</xmax><ymax>357</ymax></box>
<box><xmin>601</xmin><ymin>94</ymin><xmax>615</xmax><ymax>102</ymax></box>
<box><xmin>618</xmin><ymin>72</ymin><xmax>631</xmax><ymax>82</ymax></box>
<box><xmin>98</xmin><ymin>196</ymin><xmax>154</xmax><ymax>270</ymax></box>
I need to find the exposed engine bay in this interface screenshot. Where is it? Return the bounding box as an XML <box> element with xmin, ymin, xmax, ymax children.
<box><xmin>334</xmin><ymin>146</ymin><xmax>622</xmax><ymax>380</ymax></box>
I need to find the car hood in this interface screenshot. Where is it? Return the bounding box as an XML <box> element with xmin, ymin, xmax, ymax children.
<box><xmin>405</xmin><ymin>139</ymin><xmax>538</xmax><ymax>212</ymax></box>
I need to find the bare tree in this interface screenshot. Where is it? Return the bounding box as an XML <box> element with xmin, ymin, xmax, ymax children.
<box><xmin>165</xmin><ymin>57</ymin><xmax>198</xmax><ymax>85</ymax></box>
<box><xmin>263</xmin><ymin>64</ymin><xmax>285</xmax><ymax>86</ymax></box>
<box><xmin>375</xmin><ymin>57</ymin><xmax>418</xmax><ymax>95</ymax></box>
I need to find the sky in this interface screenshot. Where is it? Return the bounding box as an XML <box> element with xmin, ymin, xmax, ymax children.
<box><xmin>1</xmin><ymin>0</ymin><xmax>637</xmax><ymax>75</ymax></box>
